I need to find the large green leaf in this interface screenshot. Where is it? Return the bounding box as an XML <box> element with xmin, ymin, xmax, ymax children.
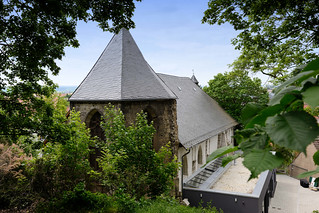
<box><xmin>243</xmin><ymin>149</ymin><xmax>283</xmax><ymax>180</ymax></box>
<box><xmin>274</xmin><ymin>69</ymin><xmax>319</xmax><ymax>94</ymax></box>
<box><xmin>204</xmin><ymin>145</ymin><xmax>238</xmax><ymax>166</ymax></box>
<box><xmin>269</xmin><ymin>86</ymin><xmax>300</xmax><ymax>106</ymax></box>
<box><xmin>303</xmin><ymin>57</ymin><xmax>319</xmax><ymax>72</ymax></box>
<box><xmin>302</xmin><ymin>86</ymin><xmax>319</xmax><ymax>109</ymax></box>
<box><xmin>239</xmin><ymin>132</ymin><xmax>268</xmax><ymax>153</ymax></box>
<box><xmin>275</xmin><ymin>71</ymin><xmax>313</xmax><ymax>93</ymax></box>
<box><xmin>279</xmin><ymin>93</ymin><xmax>300</xmax><ymax>106</ymax></box>
<box><xmin>296</xmin><ymin>69</ymin><xmax>319</xmax><ymax>85</ymax></box>
<box><xmin>245</xmin><ymin>104</ymin><xmax>283</xmax><ymax>128</ymax></box>
<box><xmin>266</xmin><ymin>111</ymin><xmax>319</xmax><ymax>153</ymax></box>
<box><xmin>297</xmin><ymin>166</ymin><xmax>319</xmax><ymax>179</ymax></box>
<box><xmin>241</xmin><ymin>103</ymin><xmax>265</xmax><ymax>125</ymax></box>
<box><xmin>234</xmin><ymin>128</ymin><xmax>257</xmax><ymax>145</ymax></box>
<box><xmin>221</xmin><ymin>153</ymin><xmax>241</xmax><ymax>167</ymax></box>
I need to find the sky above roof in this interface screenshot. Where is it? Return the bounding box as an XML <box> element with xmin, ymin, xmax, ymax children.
<box><xmin>50</xmin><ymin>0</ymin><xmax>260</xmax><ymax>87</ymax></box>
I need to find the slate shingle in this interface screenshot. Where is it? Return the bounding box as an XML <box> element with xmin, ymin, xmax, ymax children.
<box><xmin>157</xmin><ymin>73</ymin><xmax>237</xmax><ymax>148</ymax></box>
<box><xmin>69</xmin><ymin>29</ymin><xmax>176</xmax><ymax>101</ymax></box>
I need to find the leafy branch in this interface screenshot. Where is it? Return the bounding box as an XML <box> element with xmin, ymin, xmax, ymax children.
<box><xmin>206</xmin><ymin>58</ymin><xmax>319</xmax><ymax>180</ymax></box>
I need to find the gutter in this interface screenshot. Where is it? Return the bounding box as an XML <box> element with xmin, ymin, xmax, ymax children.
<box><xmin>181</xmin><ymin>147</ymin><xmax>191</xmax><ymax>197</ymax></box>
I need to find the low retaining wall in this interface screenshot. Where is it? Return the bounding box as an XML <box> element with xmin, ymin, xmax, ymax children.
<box><xmin>183</xmin><ymin>168</ymin><xmax>276</xmax><ymax>213</ymax></box>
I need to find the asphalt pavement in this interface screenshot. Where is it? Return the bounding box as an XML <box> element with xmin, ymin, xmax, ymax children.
<box><xmin>270</xmin><ymin>174</ymin><xmax>319</xmax><ymax>213</ymax></box>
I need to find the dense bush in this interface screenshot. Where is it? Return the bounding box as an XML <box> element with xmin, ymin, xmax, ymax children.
<box><xmin>93</xmin><ymin>105</ymin><xmax>180</xmax><ymax>200</ymax></box>
<box><xmin>135</xmin><ymin>196</ymin><xmax>222</xmax><ymax>213</ymax></box>
<box><xmin>0</xmin><ymin>100</ymin><xmax>219</xmax><ymax>212</ymax></box>
<box><xmin>0</xmin><ymin>95</ymin><xmax>95</xmax><ymax>210</ymax></box>
<box><xmin>35</xmin><ymin>182</ymin><xmax>116</xmax><ymax>213</ymax></box>
<box><xmin>0</xmin><ymin>143</ymin><xmax>34</xmax><ymax>210</ymax></box>
<box><xmin>27</xmin><ymin>110</ymin><xmax>93</xmax><ymax>199</ymax></box>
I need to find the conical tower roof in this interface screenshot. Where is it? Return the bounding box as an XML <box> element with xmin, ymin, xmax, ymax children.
<box><xmin>69</xmin><ymin>29</ymin><xmax>176</xmax><ymax>101</ymax></box>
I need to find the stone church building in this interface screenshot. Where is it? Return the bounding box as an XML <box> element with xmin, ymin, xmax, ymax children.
<box><xmin>69</xmin><ymin>29</ymin><xmax>237</xmax><ymax>192</ymax></box>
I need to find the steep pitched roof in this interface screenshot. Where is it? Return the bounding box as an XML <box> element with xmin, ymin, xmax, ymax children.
<box><xmin>157</xmin><ymin>73</ymin><xmax>237</xmax><ymax>148</ymax></box>
<box><xmin>69</xmin><ymin>29</ymin><xmax>176</xmax><ymax>101</ymax></box>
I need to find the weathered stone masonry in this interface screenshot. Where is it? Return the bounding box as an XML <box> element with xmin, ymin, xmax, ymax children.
<box><xmin>70</xmin><ymin>99</ymin><xmax>179</xmax><ymax>155</ymax></box>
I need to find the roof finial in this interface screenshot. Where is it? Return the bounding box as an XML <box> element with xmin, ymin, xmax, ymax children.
<box><xmin>191</xmin><ymin>69</ymin><xmax>199</xmax><ymax>86</ymax></box>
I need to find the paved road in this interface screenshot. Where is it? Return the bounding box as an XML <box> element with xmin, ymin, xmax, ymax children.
<box><xmin>270</xmin><ymin>174</ymin><xmax>319</xmax><ymax>213</ymax></box>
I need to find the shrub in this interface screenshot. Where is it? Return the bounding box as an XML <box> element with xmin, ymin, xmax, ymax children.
<box><xmin>1</xmin><ymin>95</ymin><xmax>97</xmax><ymax>210</ymax></box>
<box><xmin>0</xmin><ymin>143</ymin><xmax>34</xmax><ymax>210</ymax></box>
<box><xmin>135</xmin><ymin>196</ymin><xmax>222</xmax><ymax>213</ymax></box>
<box><xmin>27</xmin><ymin>110</ymin><xmax>93</xmax><ymax>199</ymax></box>
<box><xmin>0</xmin><ymin>143</ymin><xmax>31</xmax><ymax>178</ymax></box>
<box><xmin>35</xmin><ymin>182</ymin><xmax>116</xmax><ymax>213</ymax></box>
<box><xmin>94</xmin><ymin>105</ymin><xmax>180</xmax><ymax>200</ymax></box>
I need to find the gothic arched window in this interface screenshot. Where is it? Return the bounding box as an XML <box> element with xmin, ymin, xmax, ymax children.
<box><xmin>88</xmin><ymin>111</ymin><xmax>105</xmax><ymax>141</ymax></box>
<box><xmin>87</xmin><ymin>110</ymin><xmax>104</xmax><ymax>170</ymax></box>
<box><xmin>198</xmin><ymin>146</ymin><xmax>203</xmax><ymax>165</ymax></box>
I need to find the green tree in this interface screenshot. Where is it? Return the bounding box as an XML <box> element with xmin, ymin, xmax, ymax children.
<box><xmin>202</xmin><ymin>0</ymin><xmax>319</xmax><ymax>82</ymax></box>
<box><xmin>94</xmin><ymin>105</ymin><xmax>179</xmax><ymax>200</ymax></box>
<box><xmin>0</xmin><ymin>0</ymin><xmax>141</xmax><ymax>139</ymax></box>
<box><xmin>0</xmin><ymin>93</ymin><xmax>95</xmax><ymax>209</ymax></box>
<box><xmin>203</xmin><ymin>70</ymin><xmax>268</xmax><ymax>122</ymax></box>
<box><xmin>27</xmin><ymin>109</ymin><xmax>94</xmax><ymax>200</ymax></box>
<box><xmin>206</xmin><ymin>58</ymin><xmax>319</xmax><ymax>179</ymax></box>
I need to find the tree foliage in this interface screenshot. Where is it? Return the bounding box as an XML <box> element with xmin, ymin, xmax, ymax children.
<box><xmin>206</xmin><ymin>58</ymin><xmax>319</xmax><ymax>179</ymax></box>
<box><xmin>0</xmin><ymin>93</ymin><xmax>94</xmax><ymax>209</ymax></box>
<box><xmin>0</xmin><ymin>0</ymin><xmax>141</xmax><ymax>139</ymax></box>
<box><xmin>203</xmin><ymin>70</ymin><xmax>268</xmax><ymax>121</ymax></box>
<box><xmin>27</xmin><ymin>110</ymin><xmax>93</xmax><ymax>199</ymax></box>
<box><xmin>93</xmin><ymin>105</ymin><xmax>180</xmax><ymax>200</ymax></box>
<box><xmin>202</xmin><ymin>0</ymin><xmax>319</xmax><ymax>82</ymax></box>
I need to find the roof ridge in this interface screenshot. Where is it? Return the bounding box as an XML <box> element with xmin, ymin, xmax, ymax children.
<box><xmin>157</xmin><ymin>73</ymin><xmax>190</xmax><ymax>79</ymax></box>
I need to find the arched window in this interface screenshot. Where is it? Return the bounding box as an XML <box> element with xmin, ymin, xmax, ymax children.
<box><xmin>144</xmin><ymin>106</ymin><xmax>157</xmax><ymax>126</ymax></box>
<box><xmin>217</xmin><ymin>133</ymin><xmax>225</xmax><ymax>148</ymax></box>
<box><xmin>192</xmin><ymin>160</ymin><xmax>196</xmax><ymax>173</ymax></box>
<box><xmin>86</xmin><ymin>110</ymin><xmax>104</xmax><ymax>170</ymax></box>
<box><xmin>144</xmin><ymin>106</ymin><xmax>159</xmax><ymax>150</ymax></box>
<box><xmin>198</xmin><ymin>146</ymin><xmax>203</xmax><ymax>165</ymax></box>
<box><xmin>182</xmin><ymin>156</ymin><xmax>188</xmax><ymax>176</ymax></box>
<box><xmin>88</xmin><ymin>111</ymin><xmax>105</xmax><ymax>141</ymax></box>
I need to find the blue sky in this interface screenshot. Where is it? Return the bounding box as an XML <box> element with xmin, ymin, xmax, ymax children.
<box><xmin>52</xmin><ymin>0</ymin><xmax>244</xmax><ymax>87</ymax></box>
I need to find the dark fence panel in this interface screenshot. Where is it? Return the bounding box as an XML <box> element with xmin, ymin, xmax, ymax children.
<box><xmin>183</xmin><ymin>170</ymin><xmax>276</xmax><ymax>213</ymax></box>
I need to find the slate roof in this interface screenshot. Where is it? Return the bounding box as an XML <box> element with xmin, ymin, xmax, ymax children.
<box><xmin>157</xmin><ymin>73</ymin><xmax>237</xmax><ymax>148</ymax></box>
<box><xmin>69</xmin><ymin>29</ymin><xmax>237</xmax><ymax>148</ymax></box>
<box><xmin>69</xmin><ymin>29</ymin><xmax>176</xmax><ymax>101</ymax></box>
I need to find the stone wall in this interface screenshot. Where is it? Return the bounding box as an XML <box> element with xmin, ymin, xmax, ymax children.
<box><xmin>70</xmin><ymin>99</ymin><xmax>180</xmax><ymax>194</ymax></box>
<box><xmin>290</xmin><ymin>143</ymin><xmax>319</xmax><ymax>178</ymax></box>
<box><xmin>121</xmin><ymin>100</ymin><xmax>179</xmax><ymax>154</ymax></box>
<box><xmin>70</xmin><ymin>99</ymin><xmax>179</xmax><ymax>156</ymax></box>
